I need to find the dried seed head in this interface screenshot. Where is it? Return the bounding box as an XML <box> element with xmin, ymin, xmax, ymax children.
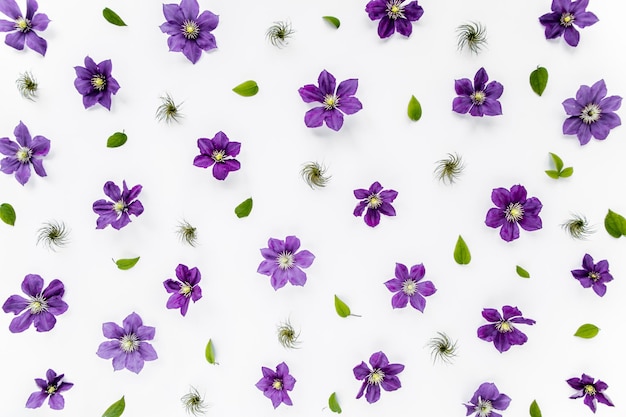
<box><xmin>277</xmin><ymin>319</ymin><xmax>300</xmax><ymax>349</ymax></box>
<box><xmin>36</xmin><ymin>220</ymin><xmax>69</xmax><ymax>251</ymax></box>
<box><xmin>16</xmin><ymin>71</ymin><xmax>38</xmax><ymax>100</ymax></box>
<box><xmin>561</xmin><ymin>214</ymin><xmax>594</xmax><ymax>239</ymax></box>
<box><xmin>177</xmin><ymin>220</ymin><xmax>198</xmax><ymax>247</ymax></box>
<box><xmin>427</xmin><ymin>332</ymin><xmax>458</xmax><ymax>364</ymax></box>
<box><xmin>181</xmin><ymin>386</ymin><xmax>208</xmax><ymax>416</ymax></box>
<box><xmin>301</xmin><ymin>161</ymin><xmax>330</xmax><ymax>189</ymax></box>
<box><xmin>266</xmin><ymin>21</ymin><xmax>294</xmax><ymax>48</ymax></box>
<box><xmin>156</xmin><ymin>93</ymin><xmax>183</xmax><ymax>124</ymax></box>
<box><xmin>457</xmin><ymin>22</ymin><xmax>487</xmax><ymax>54</ymax></box>
<box><xmin>434</xmin><ymin>153</ymin><xmax>465</xmax><ymax>184</ymax></box>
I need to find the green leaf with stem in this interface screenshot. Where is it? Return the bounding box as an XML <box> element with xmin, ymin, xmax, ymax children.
<box><xmin>516</xmin><ymin>265</ymin><xmax>530</xmax><ymax>278</ymax></box>
<box><xmin>102</xmin><ymin>8</ymin><xmax>127</xmax><ymax>26</ymax></box>
<box><xmin>102</xmin><ymin>396</ymin><xmax>125</xmax><ymax>417</ymax></box>
<box><xmin>234</xmin><ymin>198</ymin><xmax>253</xmax><ymax>218</ymax></box>
<box><xmin>529</xmin><ymin>66</ymin><xmax>548</xmax><ymax>96</ymax></box>
<box><xmin>205</xmin><ymin>339</ymin><xmax>218</xmax><ymax>364</ymax></box>
<box><xmin>328</xmin><ymin>392</ymin><xmax>342</xmax><ymax>413</ymax></box>
<box><xmin>574</xmin><ymin>323</ymin><xmax>599</xmax><ymax>339</ymax></box>
<box><xmin>453</xmin><ymin>235</ymin><xmax>471</xmax><ymax>265</ymax></box>
<box><xmin>604</xmin><ymin>209</ymin><xmax>626</xmax><ymax>238</ymax></box>
<box><xmin>232</xmin><ymin>80</ymin><xmax>259</xmax><ymax>97</ymax></box>
<box><xmin>114</xmin><ymin>257</ymin><xmax>140</xmax><ymax>270</ymax></box>
<box><xmin>107</xmin><ymin>131</ymin><xmax>127</xmax><ymax>148</ymax></box>
<box><xmin>529</xmin><ymin>400</ymin><xmax>542</xmax><ymax>417</ymax></box>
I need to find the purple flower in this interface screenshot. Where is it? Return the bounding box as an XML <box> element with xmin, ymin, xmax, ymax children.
<box><xmin>562</xmin><ymin>80</ymin><xmax>622</xmax><ymax>146</ymax></box>
<box><xmin>0</xmin><ymin>0</ymin><xmax>49</xmax><ymax>55</ymax></box>
<box><xmin>160</xmin><ymin>0</ymin><xmax>218</xmax><ymax>64</ymax></box>
<box><xmin>571</xmin><ymin>253</ymin><xmax>613</xmax><ymax>297</ymax></box>
<box><xmin>192</xmin><ymin>131</ymin><xmax>241</xmax><ymax>180</ymax></box>
<box><xmin>96</xmin><ymin>312</ymin><xmax>158</xmax><ymax>374</ymax></box>
<box><xmin>298</xmin><ymin>70</ymin><xmax>362</xmax><ymax>131</ymax></box>
<box><xmin>477</xmin><ymin>306</ymin><xmax>536</xmax><ymax>353</ymax></box>
<box><xmin>485</xmin><ymin>185</ymin><xmax>542</xmax><ymax>242</ymax></box>
<box><xmin>92</xmin><ymin>180</ymin><xmax>144</xmax><ymax>230</ymax></box>
<box><xmin>2</xmin><ymin>274</ymin><xmax>68</xmax><ymax>333</ymax></box>
<box><xmin>73</xmin><ymin>56</ymin><xmax>120</xmax><ymax>110</ymax></box>
<box><xmin>384</xmin><ymin>262</ymin><xmax>436</xmax><ymax>312</ymax></box>
<box><xmin>464</xmin><ymin>382</ymin><xmax>511</xmax><ymax>417</ymax></box>
<box><xmin>365</xmin><ymin>0</ymin><xmax>424</xmax><ymax>38</ymax></box>
<box><xmin>353</xmin><ymin>181</ymin><xmax>397</xmax><ymax>227</ymax></box>
<box><xmin>567</xmin><ymin>373</ymin><xmax>614</xmax><ymax>413</ymax></box>
<box><xmin>353</xmin><ymin>351</ymin><xmax>404</xmax><ymax>403</ymax></box>
<box><xmin>25</xmin><ymin>369</ymin><xmax>73</xmax><ymax>410</ymax></box>
<box><xmin>539</xmin><ymin>0</ymin><xmax>598</xmax><ymax>47</ymax></box>
<box><xmin>163</xmin><ymin>264</ymin><xmax>202</xmax><ymax>316</ymax></box>
<box><xmin>255</xmin><ymin>362</ymin><xmax>296</xmax><ymax>408</ymax></box>
<box><xmin>257</xmin><ymin>236</ymin><xmax>315</xmax><ymax>290</ymax></box>
<box><xmin>0</xmin><ymin>120</ymin><xmax>49</xmax><ymax>185</ymax></box>
<box><xmin>453</xmin><ymin>67</ymin><xmax>503</xmax><ymax>117</ymax></box>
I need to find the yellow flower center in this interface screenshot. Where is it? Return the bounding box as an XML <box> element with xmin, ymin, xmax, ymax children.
<box><xmin>584</xmin><ymin>384</ymin><xmax>596</xmax><ymax>395</ymax></box>
<box><xmin>28</xmin><ymin>294</ymin><xmax>48</xmax><ymax>314</ymax></box>
<box><xmin>471</xmin><ymin>91</ymin><xmax>486</xmax><ymax>105</ymax></box>
<box><xmin>180</xmin><ymin>283</ymin><xmax>192</xmax><ymax>297</ymax></box>
<box><xmin>212</xmin><ymin>150</ymin><xmax>225</xmax><ymax>162</ymax></box>
<box><xmin>588</xmin><ymin>272</ymin><xmax>600</xmax><ymax>281</ymax></box>
<box><xmin>182</xmin><ymin>19</ymin><xmax>200</xmax><ymax>40</ymax></box>
<box><xmin>323</xmin><ymin>94</ymin><xmax>339</xmax><ymax>110</ymax></box>
<box><xmin>560</xmin><ymin>13</ymin><xmax>575</xmax><ymax>27</ymax></box>
<box><xmin>368</xmin><ymin>369</ymin><xmax>385</xmax><ymax>384</ymax></box>
<box><xmin>272</xmin><ymin>379</ymin><xmax>283</xmax><ymax>390</ymax></box>
<box><xmin>476</xmin><ymin>399</ymin><xmax>493</xmax><ymax>417</ymax></box>
<box><xmin>15</xmin><ymin>17</ymin><xmax>31</xmax><ymax>32</ymax></box>
<box><xmin>113</xmin><ymin>201</ymin><xmax>126</xmax><ymax>213</ymax></box>
<box><xmin>386</xmin><ymin>0</ymin><xmax>405</xmax><ymax>19</ymax></box>
<box><xmin>402</xmin><ymin>279</ymin><xmax>417</xmax><ymax>296</ymax></box>
<box><xmin>120</xmin><ymin>333</ymin><xmax>140</xmax><ymax>352</ymax></box>
<box><xmin>367</xmin><ymin>194</ymin><xmax>382</xmax><ymax>209</ymax></box>
<box><xmin>91</xmin><ymin>75</ymin><xmax>107</xmax><ymax>91</ymax></box>
<box><xmin>504</xmin><ymin>202</ymin><xmax>524</xmax><ymax>222</ymax></box>
<box><xmin>580</xmin><ymin>103</ymin><xmax>601</xmax><ymax>124</ymax></box>
<box><xmin>46</xmin><ymin>384</ymin><xmax>57</xmax><ymax>395</ymax></box>
<box><xmin>16</xmin><ymin>147</ymin><xmax>32</xmax><ymax>163</ymax></box>
<box><xmin>277</xmin><ymin>251</ymin><xmax>294</xmax><ymax>269</ymax></box>
<box><xmin>495</xmin><ymin>320</ymin><xmax>513</xmax><ymax>333</ymax></box>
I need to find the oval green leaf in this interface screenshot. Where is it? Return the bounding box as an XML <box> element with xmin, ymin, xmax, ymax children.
<box><xmin>604</xmin><ymin>209</ymin><xmax>626</xmax><ymax>238</ymax></box>
<box><xmin>529</xmin><ymin>400</ymin><xmax>542</xmax><ymax>417</ymax></box>
<box><xmin>530</xmin><ymin>66</ymin><xmax>548</xmax><ymax>96</ymax></box>
<box><xmin>232</xmin><ymin>80</ymin><xmax>259</xmax><ymax>97</ymax></box>
<box><xmin>328</xmin><ymin>392</ymin><xmax>342</xmax><ymax>413</ymax></box>
<box><xmin>0</xmin><ymin>203</ymin><xmax>16</xmax><ymax>226</ymax></box>
<box><xmin>407</xmin><ymin>95</ymin><xmax>422</xmax><ymax>121</ymax></box>
<box><xmin>114</xmin><ymin>257</ymin><xmax>140</xmax><ymax>270</ymax></box>
<box><xmin>559</xmin><ymin>167</ymin><xmax>574</xmax><ymax>178</ymax></box>
<box><xmin>107</xmin><ymin>132</ymin><xmax>127</xmax><ymax>148</ymax></box>
<box><xmin>516</xmin><ymin>265</ymin><xmax>530</xmax><ymax>278</ymax></box>
<box><xmin>102</xmin><ymin>8</ymin><xmax>127</xmax><ymax>26</ymax></box>
<box><xmin>549</xmin><ymin>152</ymin><xmax>564</xmax><ymax>172</ymax></box>
<box><xmin>322</xmin><ymin>16</ymin><xmax>340</xmax><ymax>28</ymax></box>
<box><xmin>334</xmin><ymin>295</ymin><xmax>351</xmax><ymax>318</ymax></box>
<box><xmin>235</xmin><ymin>197</ymin><xmax>253</xmax><ymax>218</ymax></box>
<box><xmin>545</xmin><ymin>170</ymin><xmax>560</xmax><ymax>179</ymax></box>
<box><xmin>574</xmin><ymin>323</ymin><xmax>600</xmax><ymax>339</ymax></box>
<box><xmin>102</xmin><ymin>396</ymin><xmax>125</xmax><ymax>417</ymax></box>
<box><xmin>453</xmin><ymin>235</ymin><xmax>471</xmax><ymax>265</ymax></box>
<box><xmin>205</xmin><ymin>339</ymin><xmax>217</xmax><ymax>364</ymax></box>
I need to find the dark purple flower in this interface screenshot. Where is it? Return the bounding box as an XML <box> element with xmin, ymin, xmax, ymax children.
<box><xmin>25</xmin><ymin>369</ymin><xmax>73</xmax><ymax>410</ymax></box>
<box><xmin>485</xmin><ymin>185</ymin><xmax>542</xmax><ymax>242</ymax></box>
<box><xmin>257</xmin><ymin>236</ymin><xmax>315</xmax><ymax>290</ymax></box>
<box><xmin>464</xmin><ymin>382</ymin><xmax>511</xmax><ymax>417</ymax></box>
<box><xmin>193</xmin><ymin>131</ymin><xmax>241</xmax><ymax>180</ymax></box>
<box><xmin>255</xmin><ymin>362</ymin><xmax>296</xmax><ymax>408</ymax></box>
<box><xmin>163</xmin><ymin>264</ymin><xmax>202</xmax><ymax>316</ymax></box>
<box><xmin>353</xmin><ymin>181</ymin><xmax>397</xmax><ymax>227</ymax></box>
<box><xmin>384</xmin><ymin>262</ymin><xmax>436</xmax><ymax>312</ymax></box>
<box><xmin>2</xmin><ymin>274</ymin><xmax>68</xmax><ymax>333</ymax></box>
<box><xmin>73</xmin><ymin>56</ymin><xmax>120</xmax><ymax>110</ymax></box>
<box><xmin>96</xmin><ymin>312</ymin><xmax>158</xmax><ymax>374</ymax></box>
<box><xmin>0</xmin><ymin>120</ymin><xmax>49</xmax><ymax>185</ymax></box>
<box><xmin>567</xmin><ymin>373</ymin><xmax>614</xmax><ymax>413</ymax></box>
<box><xmin>0</xmin><ymin>0</ymin><xmax>49</xmax><ymax>55</ymax></box>
<box><xmin>298</xmin><ymin>70</ymin><xmax>362</xmax><ymax>131</ymax></box>
<box><xmin>539</xmin><ymin>0</ymin><xmax>598</xmax><ymax>47</ymax></box>
<box><xmin>365</xmin><ymin>0</ymin><xmax>424</xmax><ymax>38</ymax></box>
<box><xmin>453</xmin><ymin>67</ymin><xmax>503</xmax><ymax>117</ymax></box>
<box><xmin>354</xmin><ymin>351</ymin><xmax>404</xmax><ymax>403</ymax></box>
<box><xmin>477</xmin><ymin>306</ymin><xmax>535</xmax><ymax>353</ymax></box>
<box><xmin>160</xmin><ymin>0</ymin><xmax>218</xmax><ymax>64</ymax></box>
<box><xmin>562</xmin><ymin>79</ymin><xmax>622</xmax><ymax>146</ymax></box>
<box><xmin>92</xmin><ymin>180</ymin><xmax>144</xmax><ymax>230</ymax></box>
<box><xmin>571</xmin><ymin>253</ymin><xmax>613</xmax><ymax>297</ymax></box>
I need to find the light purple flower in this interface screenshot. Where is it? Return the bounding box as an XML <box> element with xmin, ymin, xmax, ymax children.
<box><xmin>354</xmin><ymin>351</ymin><xmax>404</xmax><ymax>403</ymax></box>
<box><xmin>163</xmin><ymin>264</ymin><xmax>202</xmax><ymax>316</ymax></box>
<box><xmin>0</xmin><ymin>0</ymin><xmax>49</xmax><ymax>55</ymax></box>
<box><xmin>193</xmin><ymin>131</ymin><xmax>241</xmax><ymax>180</ymax></box>
<box><xmin>257</xmin><ymin>236</ymin><xmax>315</xmax><ymax>290</ymax></box>
<box><xmin>255</xmin><ymin>362</ymin><xmax>296</xmax><ymax>408</ymax></box>
<box><xmin>477</xmin><ymin>306</ymin><xmax>535</xmax><ymax>353</ymax></box>
<box><xmin>25</xmin><ymin>369</ymin><xmax>73</xmax><ymax>410</ymax></box>
<box><xmin>453</xmin><ymin>67</ymin><xmax>503</xmax><ymax>117</ymax></box>
<box><xmin>384</xmin><ymin>262</ymin><xmax>436</xmax><ymax>312</ymax></box>
<box><xmin>92</xmin><ymin>180</ymin><xmax>144</xmax><ymax>230</ymax></box>
<box><xmin>0</xmin><ymin>120</ymin><xmax>49</xmax><ymax>185</ymax></box>
<box><xmin>464</xmin><ymin>382</ymin><xmax>511</xmax><ymax>417</ymax></box>
<box><xmin>96</xmin><ymin>312</ymin><xmax>158</xmax><ymax>374</ymax></box>
<box><xmin>2</xmin><ymin>274</ymin><xmax>68</xmax><ymax>333</ymax></box>
<box><xmin>365</xmin><ymin>0</ymin><xmax>424</xmax><ymax>38</ymax></box>
<box><xmin>562</xmin><ymin>79</ymin><xmax>622</xmax><ymax>146</ymax></box>
<box><xmin>485</xmin><ymin>184</ymin><xmax>542</xmax><ymax>242</ymax></box>
<box><xmin>571</xmin><ymin>253</ymin><xmax>613</xmax><ymax>297</ymax></box>
<box><xmin>73</xmin><ymin>56</ymin><xmax>120</xmax><ymax>110</ymax></box>
<box><xmin>353</xmin><ymin>181</ymin><xmax>397</xmax><ymax>227</ymax></box>
<box><xmin>160</xmin><ymin>0</ymin><xmax>218</xmax><ymax>64</ymax></box>
<box><xmin>567</xmin><ymin>373</ymin><xmax>614</xmax><ymax>413</ymax></box>
<box><xmin>298</xmin><ymin>70</ymin><xmax>362</xmax><ymax>131</ymax></box>
<box><xmin>539</xmin><ymin>0</ymin><xmax>598</xmax><ymax>47</ymax></box>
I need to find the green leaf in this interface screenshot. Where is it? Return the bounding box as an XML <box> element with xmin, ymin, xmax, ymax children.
<box><xmin>0</xmin><ymin>203</ymin><xmax>16</xmax><ymax>226</ymax></box>
<box><xmin>559</xmin><ymin>167</ymin><xmax>574</xmax><ymax>178</ymax></box>
<box><xmin>549</xmin><ymin>152</ymin><xmax>564</xmax><ymax>172</ymax></box>
<box><xmin>232</xmin><ymin>80</ymin><xmax>259</xmax><ymax>97</ymax></box>
<box><xmin>407</xmin><ymin>95</ymin><xmax>422</xmax><ymax>121</ymax></box>
<box><xmin>102</xmin><ymin>8</ymin><xmax>127</xmax><ymax>26</ymax></box>
<box><xmin>516</xmin><ymin>265</ymin><xmax>530</xmax><ymax>278</ymax></box>
<box><xmin>102</xmin><ymin>396</ymin><xmax>125</xmax><ymax>417</ymax></box>
<box><xmin>604</xmin><ymin>209</ymin><xmax>626</xmax><ymax>238</ymax></box>
<box><xmin>107</xmin><ymin>132</ymin><xmax>127</xmax><ymax>148</ymax></box>
<box><xmin>334</xmin><ymin>295</ymin><xmax>351</xmax><ymax>318</ymax></box>
<box><xmin>234</xmin><ymin>197</ymin><xmax>253</xmax><ymax>218</ymax></box>
<box><xmin>530</xmin><ymin>66</ymin><xmax>548</xmax><ymax>96</ymax></box>
<box><xmin>529</xmin><ymin>400</ymin><xmax>542</xmax><ymax>417</ymax></box>
<box><xmin>453</xmin><ymin>235</ymin><xmax>471</xmax><ymax>265</ymax></box>
<box><xmin>205</xmin><ymin>339</ymin><xmax>217</xmax><ymax>364</ymax></box>
<box><xmin>322</xmin><ymin>16</ymin><xmax>340</xmax><ymax>28</ymax></box>
<box><xmin>545</xmin><ymin>170</ymin><xmax>560</xmax><ymax>179</ymax></box>
<box><xmin>574</xmin><ymin>323</ymin><xmax>600</xmax><ymax>339</ymax></box>
<box><xmin>328</xmin><ymin>392</ymin><xmax>342</xmax><ymax>413</ymax></box>
<box><xmin>114</xmin><ymin>257</ymin><xmax>140</xmax><ymax>270</ymax></box>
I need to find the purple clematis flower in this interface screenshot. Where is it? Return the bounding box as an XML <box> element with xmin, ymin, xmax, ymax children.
<box><xmin>25</xmin><ymin>369</ymin><xmax>73</xmax><ymax>410</ymax></box>
<box><xmin>365</xmin><ymin>0</ymin><xmax>424</xmax><ymax>38</ymax></box>
<box><xmin>464</xmin><ymin>382</ymin><xmax>511</xmax><ymax>417</ymax></box>
<box><xmin>193</xmin><ymin>131</ymin><xmax>241</xmax><ymax>180</ymax></box>
<box><xmin>92</xmin><ymin>180</ymin><xmax>144</xmax><ymax>230</ymax></box>
<box><xmin>567</xmin><ymin>373</ymin><xmax>614</xmax><ymax>413</ymax></box>
<box><xmin>0</xmin><ymin>120</ymin><xmax>49</xmax><ymax>185</ymax></box>
<box><xmin>453</xmin><ymin>67</ymin><xmax>503</xmax><ymax>117</ymax></box>
<box><xmin>163</xmin><ymin>264</ymin><xmax>202</xmax><ymax>316</ymax></box>
<box><xmin>298</xmin><ymin>69</ymin><xmax>363</xmax><ymax>131</ymax></box>
<box><xmin>477</xmin><ymin>306</ymin><xmax>536</xmax><ymax>353</ymax></box>
<box><xmin>257</xmin><ymin>236</ymin><xmax>315</xmax><ymax>290</ymax></box>
<box><xmin>384</xmin><ymin>262</ymin><xmax>436</xmax><ymax>312</ymax></box>
<box><xmin>353</xmin><ymin>181</ymin><xmax>397</xmax><ymax>227</ymax></box>
<box><xmin>539</xmin><ymin>0</ymin><xmax>598</xmax><ymax>47</ymax></box>
<box><xmin>73</xmin><ymin>56</ymin><xmax>120</xmax><ymax>110</ymax></box>
<box><xmin>160</xmin><ymin>0</ymin><xmax>218</xmax><ymax>64</ymax></box>
<box><xmin>485</xmin><ymin>184</ymin><xmax>542</xmax><ymax>242</ymax></box>
<box><xmin>562</xmin><ymin>79</ymin><xmax>622</xmax><ymax>146</ymax></box>
<box><xmin>0</xmin><ymin>0</ymin><xmax>49</xmax><ymax>55</ymax></box>
<box><xmin>354</xmin><ymin>351</ymin><xmax>404</xmax><ymax>403</ymax></box>
<box><xmin>255</xmin><ymin>362</ymin><xmax>296</xmax><ymax>408</ymax></box>
<box><xmin>571</xmin><ymin>253</ymin><xmax>613</xmax><ymax>297</ymax></box>
<box><xmin>2</xmin><ymin>274</ymin><xmax>68</xmax><ymax>333</ymax></box>
<box><xmin>96</xmin><ymin>312</ymin><xmax>158</xmax><ymax>374</ymax></box>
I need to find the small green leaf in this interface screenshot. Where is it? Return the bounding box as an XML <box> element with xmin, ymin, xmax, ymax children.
<box><xmin>545</xmin><ymin>170</ymin><xmax>560</xmax><ymax>179</ymax></box>
<box><xmin>102</xmin><ymin>396</ymin><xmax>125</xmax><ymax>417</ymax></box>
<box><xmin>234</xmin><ymin>197</ymin><xmax>253</xmax><ymax>218</ymax></box>
<box><xmin>530</xmin><ymin>66</ymin><xmax>548</xmax><ymax>96</ymax></box>
<box><xmin>102</xmin><ymin>8</ymin><xmax>127</xmax><ymax>26</ymax></box>
<box><xmin>328</xmin><ymin>392</ymin><xmax>342</xmax><ymax>413</ymax></box>
<box><xmin>529</xmin><ymin>400</ymin><xmax>542</xmax><ymax>417</ymax></box>
<box><xmin>516</xmin><ymin>265</ymin><xmax>530</xmax><ymax>278</ymax></box>
<box><xmin>322</xmin><ymin>16</ymin><xmax>340</xmax><ymax>28</ymax></box>
<box><xmin>107</xmin><ymin>132</ymin><xmax>127</xmax><ymax>148</ymax></box>
<box><xmin>114</xmin><ymin>257</ymin><xmax>140</xmax><ymax>270</ymax></box>
<box><xmin>407</xmin><ymin>95</ymin><xmax>422</xmax><ymax>121</ymax></box>
<box><xmin>453</xmin><ymin>235</ymin><xmax>471</xmax><ymax>265</ymax></box>
<box><xmin>549</xmin><ymin>152</ymin><xmax>564</xmax><ymax>172</ymax></box>
<box><xmin>205</xmin><ymin>339</ymin><xmax>217</xmax><ymax>364</ymax></box>
<box><xmin>334</xmin><ymin>295</ymin><xmax>351</xmax><ymax>318</ymax></box>
<box><xmin>0</xmin><ymin>203</ymin><xmax>16</xmax><ymax>226</ymax></box>
<box><xmin>604</xmin><ymin>209</ymin><xmax>626</xmax><ymax>238</ymax></box>
<box><xmin>559</xmin><ymin>167</ymin><xmax>574</xmax><ymax>178</ymax></box>
<box><xmin>574</xmin><ymin>323</ymin><xmax>600</xmax><ymax>339</ymax></box>
<box><xmin>232</xmin><ymin>80</ymin><xmax>259</xmax><ymax>97</ymax></box>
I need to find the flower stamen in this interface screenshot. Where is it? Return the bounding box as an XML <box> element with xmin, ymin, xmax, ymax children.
<box><xmin>181</xmin><ymin>19</ymin><xmax>200</xmax><ymax>40</ymax></box>
<box><xmin>28</xmin><ymin>294</ymin><xmax>48</xmax><ymax>314</ymax></box>
<box><xmin>476</xmin><ymin>398</ymin><xmax>494</xmax><ymax>417</ymax></box>
<box><xmin>211</xmin><ymin>149</ymin><xmax>225</xmax><ymax>162</ymax></box>
<box><xmin>560</xmin><ymin>12</ymin><xmax>575</xmax><ymax>27</ymax></box>
<box><xmin>471</xmin><ymin>91</ymin><xmax>486</xmax><ymax>105</ymax></box>
<box><xmin>401</xmin><ymin>279</ymin><xmax>417</xmax><ymax>296</ymax></box>
<box><xmin>119</xmin><ymin>333</ymin><xmax>140</xmax><ymax>352</ymax></box>
<box><xmin>495</xmin><ymin>320</ymin><xmax>512</xmax><ymax>333</ymax></box>
<box><xmin>113</xmin><ymin>200</ymin><xmax>127</xmax><ymax>213</ymax></box>
<box><xmin>323</xmin><ymin>94</ymin><xmax>339</xmax><ymax>110</ymax></box>
<box><xmin>584</xmin><ymin>384</ymin><xmax>597</xmax><ymax>395</ymax></box>
<box><xmin>277</xmin><ymin>252</ymin><xmax>295</xmax><ymax>269</ymax></box>
<box><xmin>272</xmin><ymin>379</ymin><xmax>283</xmax><ymax>390</ymax></box>
<box><xmin>367</xmin><ymin>194</ymin><xmax>382</xmax><ymax>209</ymax></box>
<box><xmin>504</xmin><ymin>202</ymin><xmax>524</xmax><ymax>222</ymax></box>
<box><xmin>16</xmin><ymin>147</ymin><xmax>32</xmax><ymax>163</ymax></box>
<box><xmin>15</xmin><ymin>17</ymin><xmax>31</xmax><ymax>32</ymax></box>
<box><xmin>179</xmin><ymin>282</ymin><xmax>192</xmax><ymax>297</ymax></box>
<box><xmin>91</xmin><ymin>75</ymin><xmax>107</xmax><ymax>91</ymax></box>
<box><xmin>367</xmin><ymin>369</ymin><xmax>385</xmax><ymax>384</ymax></box>
<box><xmin>386</xmin><ymin>0</ymin><xmax>405</xmax><ymax>19</ymax></box>
<box><xmin>579</xmin><ymin>103</ymin><xmax>601</xmax><ymax>124</ymax></box>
